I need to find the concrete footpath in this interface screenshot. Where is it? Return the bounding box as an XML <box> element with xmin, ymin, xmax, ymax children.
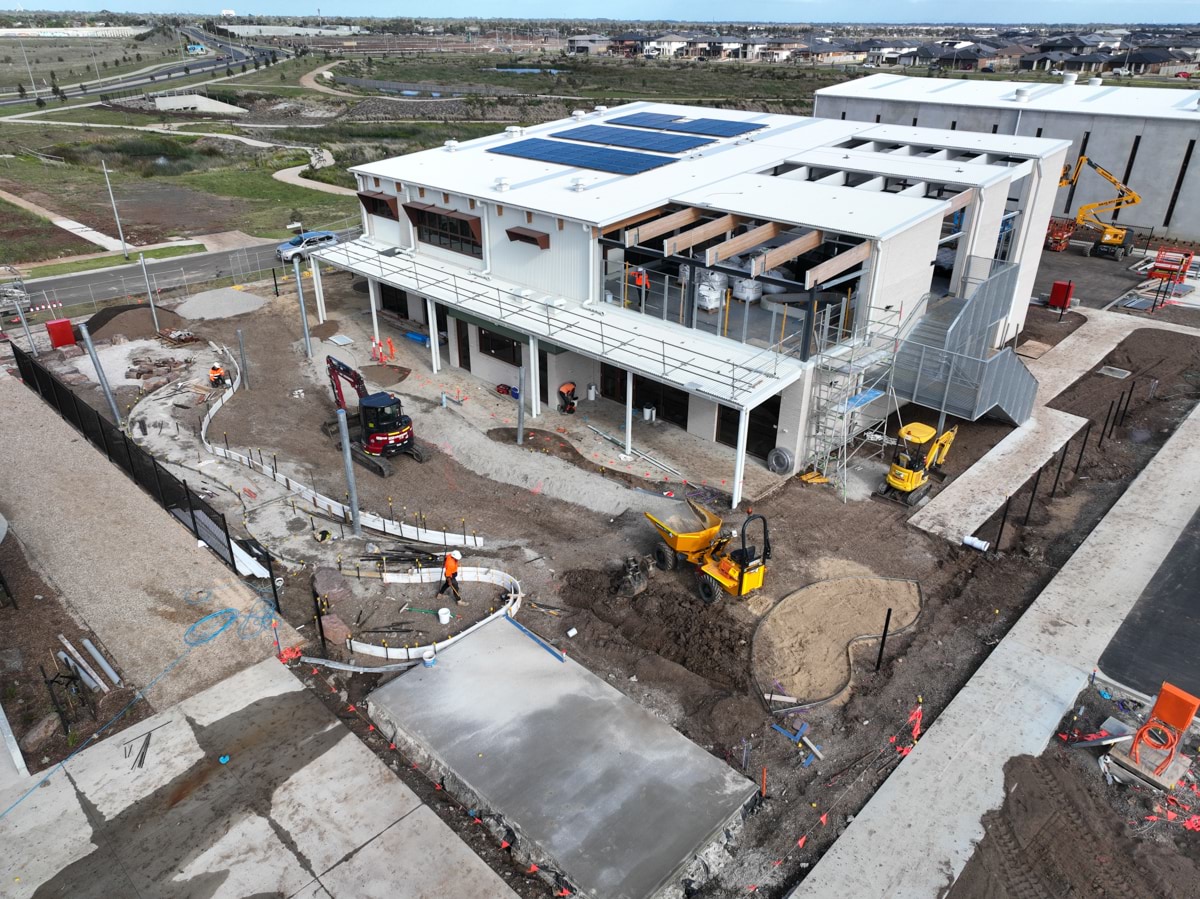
<box><xmin>911</xmin><ymin>309</ymin><xmax>1200</xmax><ymax>544</ymax></box>
<box><xmin>0</xmin><ymin>658</ymin><xmax>518</xmax><ymax>898</ymax></box>
<box><xmin>793</xmin><ymin>399</ymin><xmax>1200</xmax><ymax>899</ymax></box>
<box><xmin>0</xmin><ymin>372</ymin><xmax>295</xmax><ymax>710</ymax></box>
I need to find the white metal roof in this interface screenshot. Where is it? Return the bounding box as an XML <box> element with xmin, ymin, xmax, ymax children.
<box><xmin>784</xmin><ymin>146</ymin><xmax>1013</xmax><ymax>189</ymax></box>
<box><xmin>316</xmin><ymin>237</ymin><xmax>805</xmax><ymax>410</ymax></box>
<box><xmin>817</xmin><ymin>73</ymin><xmax>1200</xmax><ymax>123</ymax></box>
<box><xmin>352</xmin><ymin>101</ymin><xmax>1065</xmax><ymax>231</ymax></box>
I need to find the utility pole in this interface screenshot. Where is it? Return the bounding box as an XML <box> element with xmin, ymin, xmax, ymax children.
<box><xmin>17</xmin><ymin>38</ymin><xmax>38</xmax><ymax>99</ymax></box>
<box><xmin>138</xmin><ymin>253</ymin><xmax>160</xmax><ymax>333</ymax></box>
<box><xmin>101</xmin><ymin>160</ymin><xmax>128</xmax><ymax>259</ymax></box>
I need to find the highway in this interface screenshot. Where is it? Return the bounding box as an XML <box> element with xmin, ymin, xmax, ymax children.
<box><xmin>20</xmin><ymin>228</ymin><xmax>360</xmax><ymax>310</ymax></box>
<box><xmin>0</xmin><ymin>27</ymin><xmax>283</xmax><ymax>109</ymax></box>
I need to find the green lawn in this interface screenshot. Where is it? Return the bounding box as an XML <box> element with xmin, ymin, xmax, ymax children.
<box><xmin>28</xmin><ymin>242</ymin><xmax>204</xmax><ymax>278</ymax></box>
<box><xmin>223</xmin><ymin>56</ymin><xmax>326</xmax><ymax>89</ymax></box>
<box><xmin>0</xmin><ymin>197</ymin><xmax>96</xmax><ymax>264</ymax></box>
<box><xmin>27</xmin><ymin>104</ymin><xmax>169</xmax><ymax>126</ymax></box>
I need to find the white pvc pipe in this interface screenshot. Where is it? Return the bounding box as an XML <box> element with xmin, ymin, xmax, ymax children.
<box><xmin>81</xmin><ymin>639</ymin><xmax>122</xmax><ymax>687</ymax></box>
<box><xmin>56</xmin><ymin>651</ymin><xmax>100</xmax><ymax>692</ymax></box>
<box><xmin>962</xmin><ymin>535</ymin><xmax>990</xmax><ymax>552</ymax></box>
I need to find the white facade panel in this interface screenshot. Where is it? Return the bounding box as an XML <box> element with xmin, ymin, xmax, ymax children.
<box><xmin>487</xmin><ymin>208</ymin><xmax>591</xmax><ymax>301</ymax></box>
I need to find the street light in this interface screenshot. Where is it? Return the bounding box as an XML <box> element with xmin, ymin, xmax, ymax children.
<box><xmin>101</xmin><ymin>160</ymin><xmax>129</xmax><ymax>259</ymax></box>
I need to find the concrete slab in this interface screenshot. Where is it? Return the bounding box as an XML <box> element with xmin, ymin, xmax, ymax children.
<box><xmin>369</xmin><ymin>616</ymin><xmax>756</xmax><ymax>899</ymax></box>
<box><xmin>0</xmin><ymin>658</ymin><xmax>519</xmax><ymax>899</ymax></box>
<box><xmin>1099</xmin><ymin>506</ymin><xmax>1200</xmax><ymax>698</ymax></box>
<box><xmin>792</xmin><ymin>399</ymin><xmax>1200</xmax><ymax>899</ymax></box>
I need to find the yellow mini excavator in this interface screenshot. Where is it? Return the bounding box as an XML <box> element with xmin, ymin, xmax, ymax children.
<box><xmin>877</xmin><ymin>423</ymin><xmax>958</xmax><ymax>506</ymax></box>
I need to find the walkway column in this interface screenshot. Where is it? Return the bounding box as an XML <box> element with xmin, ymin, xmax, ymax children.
<box><xmin>731</xmin><ymin>406</ymin><xmax>750</xmax><ymax>510</ymax></box>
<box><xmin>425</xmin><ymin>296</ymin><xmax>440</xmax><ymax>375</ymax></box>
<box><xmin>625</xmin><ymin>371</ymin><xmax>634</xmax><ymax>454</ymax></box>
<box><xmin>528</xmin><ymin>336</ymin><xmax>540</xmax><ymax>418</ymax></box>
<box><xmin>310</xmin><ymin>257</ymin><xmax>326</xmax><ymax>324</ymax></box>
<box><xmin>367</xmin><ymin>278</ymin><xmax>381</xmax><ymax>345</ymax></box>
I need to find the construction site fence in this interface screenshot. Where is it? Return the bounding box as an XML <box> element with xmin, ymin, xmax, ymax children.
<box><xmin>8</xmin><ymin>342</ymin><xmax>250</xmax><ymax>580</ymax></box>
<box><xmin>198</xmin><ymin>355</ymin><xmax>485</xmax><ymax>550</ymax></box>
<box><xmin>346</xmin><ymin>566</ymin><xmax>522</xmax><ymax>662</ymax></box>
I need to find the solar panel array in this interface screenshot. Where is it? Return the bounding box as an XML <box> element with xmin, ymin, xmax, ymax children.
<box><xmin>487</xmin><ymin>137</ymin><xmax>677</xmax><ymax>176</ymax></box>
<box><xmin>610</xmin><ymin>112</ymin><xmax>766</xmax><ymax>138</ymax></box>
<box><xmin>551</xmin><ymin>124</ymin><xmax>714</xmax><ymax>154</ymax></box>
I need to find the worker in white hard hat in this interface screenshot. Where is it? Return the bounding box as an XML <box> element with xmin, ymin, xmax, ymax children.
<box><xmin>436</xmin><ymin>549</ymin><xmax>464</xmax><ymax>604</ymax></box>
<box><xmin>209</xmin><ymin>362</ymin><xmax>227</xmax><ymax>388</ymax></box>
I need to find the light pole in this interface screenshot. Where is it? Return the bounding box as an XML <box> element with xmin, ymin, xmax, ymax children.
<box><xmin>101</xmin><ymin>160</ymin><xmax>129</xmax><ymax>259</ymax></box>
<box><xmin>17</xmin><ymin>38</ymin><xmax>38</xmax><ymax>99</ymax></box>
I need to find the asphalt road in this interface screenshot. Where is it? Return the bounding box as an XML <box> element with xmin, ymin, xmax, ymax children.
<box><xmin>0</xmin><ymin>28</ymin><xmax>283</xmax><ymax>109</ymax></box>
<box><xmin>21</xmin><ymin>228</ymin><xmax>360</xmax><ymax>309</ymax></box>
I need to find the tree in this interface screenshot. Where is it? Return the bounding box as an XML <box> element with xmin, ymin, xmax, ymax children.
<box><xmin>183</xmin><ymin>65</ymin><xmax>190</xmax><ymax>75</ymax></box>
<box><xmin>253</xmin><ymin>58</ymin><xmax>260</xmax><ymax>70</ymax></box>
<box><xmin>269</xmin><ymin>50</ymin><xmax>278</xmax><ymax>64</ymax></box>
<box><xmin>17</xmin><ymin>84</ymin><xmax>25</xmax><ymax>98</ymax></box>
<box><xmin>35</xmin><ymin>96</ymin><xmax>46</xmax><ymax>108</ymax></box>
<box><xmin>226</xmin><ymin>66</ymin><xmax>233</xmax><ymax>77</ymax></box>
<box><xmin>240</xmin><ymin>63</ymin><xmax>247</xmax><ymax>73</ymax></box>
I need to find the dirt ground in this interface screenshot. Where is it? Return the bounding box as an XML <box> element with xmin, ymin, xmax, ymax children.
<box><xmin>753</xmin><ymin>577</ymin><xmax>922</xmax><ymax>706</ymax></box>
<box><xmin>31</xmin><ymin>285</ymin><xmax>1200</xmax><ymax>897</ymax></box>
<box><xmin>0</xmin><ymin>529</ymin><xmax>149</xmax><ymax>773</ymax></box>
<box><xmin>948</xmin><ymin>685</ymin><xmax>1200</xmax><ymax>899</ymax></box>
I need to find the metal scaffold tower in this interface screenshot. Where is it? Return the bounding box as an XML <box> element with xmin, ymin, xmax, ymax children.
<box><xmin>805</xmin><ymin>296</ymin><xmax>929</xmax><ymax>500</ymax></box>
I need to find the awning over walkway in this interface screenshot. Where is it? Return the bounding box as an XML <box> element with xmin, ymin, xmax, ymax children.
<box><xmin>316</xmin><ymin>238</ymin><xmax>805</xmax><ymax>411</ymax></box>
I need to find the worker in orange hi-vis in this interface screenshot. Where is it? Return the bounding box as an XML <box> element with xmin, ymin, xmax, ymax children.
<box><xmin>436</xmin><ymin>550</ymin><xmax>463</xmax><ymax>604</ymax></box>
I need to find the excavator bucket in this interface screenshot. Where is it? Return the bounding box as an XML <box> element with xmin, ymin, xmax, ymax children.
<box><xmin>616</xmin><ymin>557</ymin><xmax>649</xmax><ymax>598</ymax></box>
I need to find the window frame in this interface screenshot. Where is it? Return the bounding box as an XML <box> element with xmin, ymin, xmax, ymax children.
<box><xmin>403</xmin><ymin>203</ymin><xmax>483</xmax><ymax>259</ymax></box>
<box><xmin>477</xmin><ymin>328</ymin><xmax>522</xmax><ymax>366</ymax></box>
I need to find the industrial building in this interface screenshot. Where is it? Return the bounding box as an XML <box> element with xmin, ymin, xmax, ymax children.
<box><xmin>814</xmin><ymin>74</ymin><xmax>1200</xmax><ymax>241</ymax></box>
<box><xmin>311</xmin><ymin>101</ymin><xmax>1069</xmax><ymax>505</ymax></box>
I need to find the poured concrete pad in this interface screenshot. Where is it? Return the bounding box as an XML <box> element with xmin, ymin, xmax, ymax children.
<box><xmin>369</xmin><ymin>617</ymin><xmax>756</xmax><ymax>899</ymax></box>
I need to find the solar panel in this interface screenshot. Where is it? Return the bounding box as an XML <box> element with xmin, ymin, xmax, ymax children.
<box><xmin>551</xmin><ymin>124</ymin><xmax>713</xmax><ymax>154</ymax></box>
<box><xmin>487</xmin><ymin>138</ymin><xmax>676</xmax><ymax>176</ymax></box>
<box><xmin>610</xmin><ymin>112</ymin><xmax>766</xmax><ymax>138</ymax></box>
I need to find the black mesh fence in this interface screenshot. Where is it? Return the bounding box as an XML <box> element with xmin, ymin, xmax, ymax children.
<box><xmin>10</xmin><ymin>343</ymin><xmax>241</xmax><ymax>576</ymax></box>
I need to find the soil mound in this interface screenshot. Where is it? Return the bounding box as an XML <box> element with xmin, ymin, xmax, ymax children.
<box><xmin>88</xmin><ymin>305</ymin><xmax>186</xmax><ymax>342</ymax></box>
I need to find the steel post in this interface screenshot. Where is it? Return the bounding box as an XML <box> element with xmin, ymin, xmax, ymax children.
<box><xmin>236</xmin><ymin>328</ymin><xmax>250</xmax><ymax>390</ymax></box>
<box><xmin>1050</xmin><ymin>442</ymin><xmax>1069</xmax><ymax>497</ymax></box>
<box><xmin>138</xmin><ymin>253</ymin><xmax>160</xmax><ymax>334</ymax></box>
<box><xmin>101</xmin><ymin>160</ymin><xmax>128</xmax><ymax>259</ymax></box>
<box><xmin>515</xmin><ymin>365</ymin><xmax>525</xmax><ymax>446</ymax></box>
<box><xmin>1023</xmin><ymin>466</ymin><xmax>1043</xmax><ymax>527</ymax></box>
<box><xmin>293</xmin><ymin>257</ymin><xmax>312</xmax><ymax>358</ymax></box>
<box><xmin>336</xmin><ymin>409</ymin><xmax>361</xmax><ymax>536</ymax></box>
<box><xmin>874</xmin><ymin>607</ymin><xmax>893</xmax><ymax>672</ymax></box>
<box><xmin>79</xmin><ymin>323</ymin><xmax>121</xmax><ymax>426</ymax></box>
<box><xmin>996</xmin><ymin>494</ymin><xmax>1011</xmax><ymax>547</ymax></box>
<box><xmin>1074</xmin><ymin>421</ymin><xmax>1092</xmax><ymax>474</ymax></box>
<box><xmin>10</xmin><ymin>276</ymin><xmax>37</xmax><ymax>358</ymax></box>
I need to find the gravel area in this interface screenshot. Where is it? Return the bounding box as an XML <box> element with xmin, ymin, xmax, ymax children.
<box><xmin>175</xmin><ymin>287</ymin><xmax>268</xmax><ymax>321</ymax></box>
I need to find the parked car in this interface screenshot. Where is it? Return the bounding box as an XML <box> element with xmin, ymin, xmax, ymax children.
<box><xmin>1175</xmin><ymin>71</ymin><xmax>1192</xmax><ymax>79</ymax></box>
<box><xmin>980</xmin><ymin>66</ymin><xmax>995</xmax><ymax>73</ymax></box>
<box><xmin>0</xmin><ymin>285</ymin><xmax>29</xmax><ymax>315</ymax></box>
<box><xmin>1111</xmin><ymin>67</ymin><xmax>1131</xmax><ymax>76</ymax></box>
<box><xmin>862</xmin><ymin>62</ymin><xmax>877</xmax><ymax>68</ymax></box>
<box><xmin>276</xmin><ymin>230</ymin><xmax>338</xmax><ymax>263</ymax></box>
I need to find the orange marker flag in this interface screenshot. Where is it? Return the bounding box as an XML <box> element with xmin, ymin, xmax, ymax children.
<box><xmin>797</xmin><ymin>835</ymin><xmax>807</xmax><ymax>849</ymax></box>
<box><xmin>820</xmin><ymin>813</ymin><xmax>828</xmax><ymax>826</ymax></box>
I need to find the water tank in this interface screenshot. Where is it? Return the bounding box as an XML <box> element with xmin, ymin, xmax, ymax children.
<box><xmin>767</xmin><ymin>447</ymin><xmax>795</xmax><ymax>475</ymax></box>
<box><xmin>1062</xmin><ymin>72</ymin><xmax>1078</xmax><ymax>85</ymax></box>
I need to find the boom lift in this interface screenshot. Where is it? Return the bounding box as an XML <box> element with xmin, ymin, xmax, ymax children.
<box><xmin>1055</xmin><ymin>156</ymin><xmax>1142</xmax><ymax>259</ymax></box>
<box><xmin>322</xmin><ymin>355</ymin><xmax>427</xmax><ymax>478</ymax></box>
<box><xmin>877</xmin><ymin>423</ymin><xmax>957</xmax><ymax>506</ymax></box>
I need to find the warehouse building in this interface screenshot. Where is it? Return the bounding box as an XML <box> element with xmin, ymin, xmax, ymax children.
<box><xmin>311</xmin><ymin>102</ymin><xmax>1069</xmax><ymax>505</ymax></box>
<box><xmin>814</xmin><ymin>73</ymin><xmax>1200</xmax><ymax>241</ymax></box>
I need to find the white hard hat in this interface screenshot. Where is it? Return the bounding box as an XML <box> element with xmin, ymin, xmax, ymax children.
<box><xmin>450</xmin><ymin>550</ymin><xmax>462</xmax><ymax>560</ymax></box>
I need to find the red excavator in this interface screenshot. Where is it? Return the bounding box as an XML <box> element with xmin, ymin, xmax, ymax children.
<box><xmin>322</xmin><ymin>355</ymin><xmax>427</xmax><ymax>478</ymax></box>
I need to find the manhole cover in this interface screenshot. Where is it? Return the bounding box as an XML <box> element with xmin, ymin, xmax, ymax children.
<box><xmin>1098</xmin><ymin>365</ymin><xmax>1131</xmax><ymax>379</ymax></box>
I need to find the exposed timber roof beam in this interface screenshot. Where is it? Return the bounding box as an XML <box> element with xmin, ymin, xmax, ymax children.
<box><xmin>804</xmin><ymin>241</ymin><xmax>871</xmax><ymax>290</ymax></box>
<box><xmin>945</xmin><ymin>188</ymin><xmax>976</xmax><ymax>213</ymax></box>
<box><xmin>748</xmin><ymin>230</ymin><xmax>824</xmax><ymax>278</ymax></box>
<box><xmin>600</xmin><ymin>206</ymin><xmax>668</xmax><ymax>236</ymax></box>
<box><xmin>624</xmin><ymin>207</ymin><xmax>704</xmax><ymax>247</ymax></box>
<box><xmin>662</xmin><ymin>214</ymin><xmax>742</xmax><ymax>257</ymax></box>
<box><xmin>704</xmin><ymin>222</ymin><xmax>784</xmax><ymax>267</ymax></box>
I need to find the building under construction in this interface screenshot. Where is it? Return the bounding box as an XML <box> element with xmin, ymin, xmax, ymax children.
<box><xmin>309</xmin><ymin>101</ymin><xmax>1069</xmax><ymax>504</ymax></box>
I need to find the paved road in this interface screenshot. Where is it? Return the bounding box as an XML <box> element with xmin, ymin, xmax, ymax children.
<box><xmin>0</xmin><ymin>28</ymin><xmax>283</xmax><ymax>109</ymax></box>
<box><xmin>22</xmin><ymin>228</ymin><xmax>360</xmax><ymax>308</ymax></box>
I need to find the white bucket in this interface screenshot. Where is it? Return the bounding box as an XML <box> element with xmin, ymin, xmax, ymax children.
<box><xmin>437</xmin><ymin>607</ymin><xmax>452</xmax><ymax>625</ymax></box>
<box><xmin>422</xmin><ymin>650</ymin><xmax>436</xmax><ymax>668</ymax></box>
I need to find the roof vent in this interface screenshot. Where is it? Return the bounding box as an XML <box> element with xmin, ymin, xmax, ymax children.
<box><xmin>444</xmin><ymin>139</ymin><xmax>460</xmax><ymax>152</ymax></box>
<box><xmin>593</xmin><ymin>104</ymin><xmax>608</xmax><ymax>115</ymax></box>
<box><xmin>1062</xmin><ymin>72</ymin><xmax>1078</xmax><ymax>86</ymax></box>
<box><xmin>570</xmin><ymin>177</ymin><xmax>587</xmax><ymax>192</ymax></box>
<box><xmin>494</xmin><ymin>177</ymin><xmax>511</xmax><ymax>193</ymax></box>
<box><xmin>1087</xmin><ymin>76</ymin><xmax>1102</xmax><ymax>86</ymax></box>
<box><xmin>504</xmin><ymin>125</ymin><xmax>523</xmax><ymax>139</ymax></box>
<box><xmin>1014</xmin><ymin>88</ymin><xmax>1031</xmax><ymax>103</ymax></box>
<box><xmin>571</xmin><ymin>110</ymin><xmax>586</xmax><ymax>120</ymax></box>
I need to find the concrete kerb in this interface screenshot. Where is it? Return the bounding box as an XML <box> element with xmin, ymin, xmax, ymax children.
<box><xmin>198</xmin><ymin>356</ymin><xmax>485</xmax><ymax>549</ymax></box>
<box><xmin>347</xmin><ymin>566</ymin><xmax>523</xmax><ymax>662</ymax></box>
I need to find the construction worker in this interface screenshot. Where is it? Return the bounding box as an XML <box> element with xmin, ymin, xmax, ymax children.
<box><xmin>558</xmin><ymin>381</ymin><xmax>577</xmax><ymax>414</ymax></box>
<box><xmin>209</xmin><ymin>363</ymin><xmax>227</xmax><ymax>388</ymax></box>
<box><xmin>436</xmin><ymin>549</ymin><xmax>463</xmax><ymax>604</ymax></box>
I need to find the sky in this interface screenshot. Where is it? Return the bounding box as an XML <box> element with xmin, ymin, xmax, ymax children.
<box><xmin>12</xmin><ymin>0</ymin><xmax>1200</xmax><ymax>24</ymax></box>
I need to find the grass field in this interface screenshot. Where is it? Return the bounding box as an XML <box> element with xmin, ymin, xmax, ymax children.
<box><xmin>27</xmin><ymin>104</ymin><xmax>170</xmax><ymax>126</ymax></box>
<box><xmin>223</xmin><ymin>56</ymin><xmax>325</xmax><ymax>89</ymax></box>
<box><xmin>0</xmin><ymin>28</ymin><xmax>185</xmax><ymax>94</ymax></box>
<box><xmin>28</xmin><ymin>242</ymin><xmax>204</xmax><ymax>278</ymax></box>
<box><xmin>0</xmin><ymin>197</ymin><xmax>96</xmax><ymax>264</ymax></box>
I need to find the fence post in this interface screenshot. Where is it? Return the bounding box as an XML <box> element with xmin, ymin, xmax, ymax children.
<box><xmin>183</xmin><ymin>481</ymin><xmax>200</xmax><ymax>536</ymax></box>
<box><xmin>220</xmin><ymin>513</ymin><xmax>237</xmax><ymax>572</ymax></box>
<box><xmin>149</xmin><ymin>457</ymin><xmax>167</xmax><ymax>507</ymax></box>
<box><xmin>266</xmin><ymin>554</ymin><xmax>281</xmax><ymax>614</ymax></box>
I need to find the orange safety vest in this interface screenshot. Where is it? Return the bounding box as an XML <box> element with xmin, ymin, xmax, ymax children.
<box><xmin>444</xmin><ymin>554</ymin><xmax>459</xmax><ymax>578</ymax></box>
<box><xmin>630</xmin><ymin>269</ymin><xmax>648</xmax><ymax>288</ymax></box>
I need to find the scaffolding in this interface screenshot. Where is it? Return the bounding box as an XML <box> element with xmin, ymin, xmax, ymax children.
<box><xmin>805</xmin><ymin>294</ymin><xmax>932</xmax><ymax>501</ymax></box>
